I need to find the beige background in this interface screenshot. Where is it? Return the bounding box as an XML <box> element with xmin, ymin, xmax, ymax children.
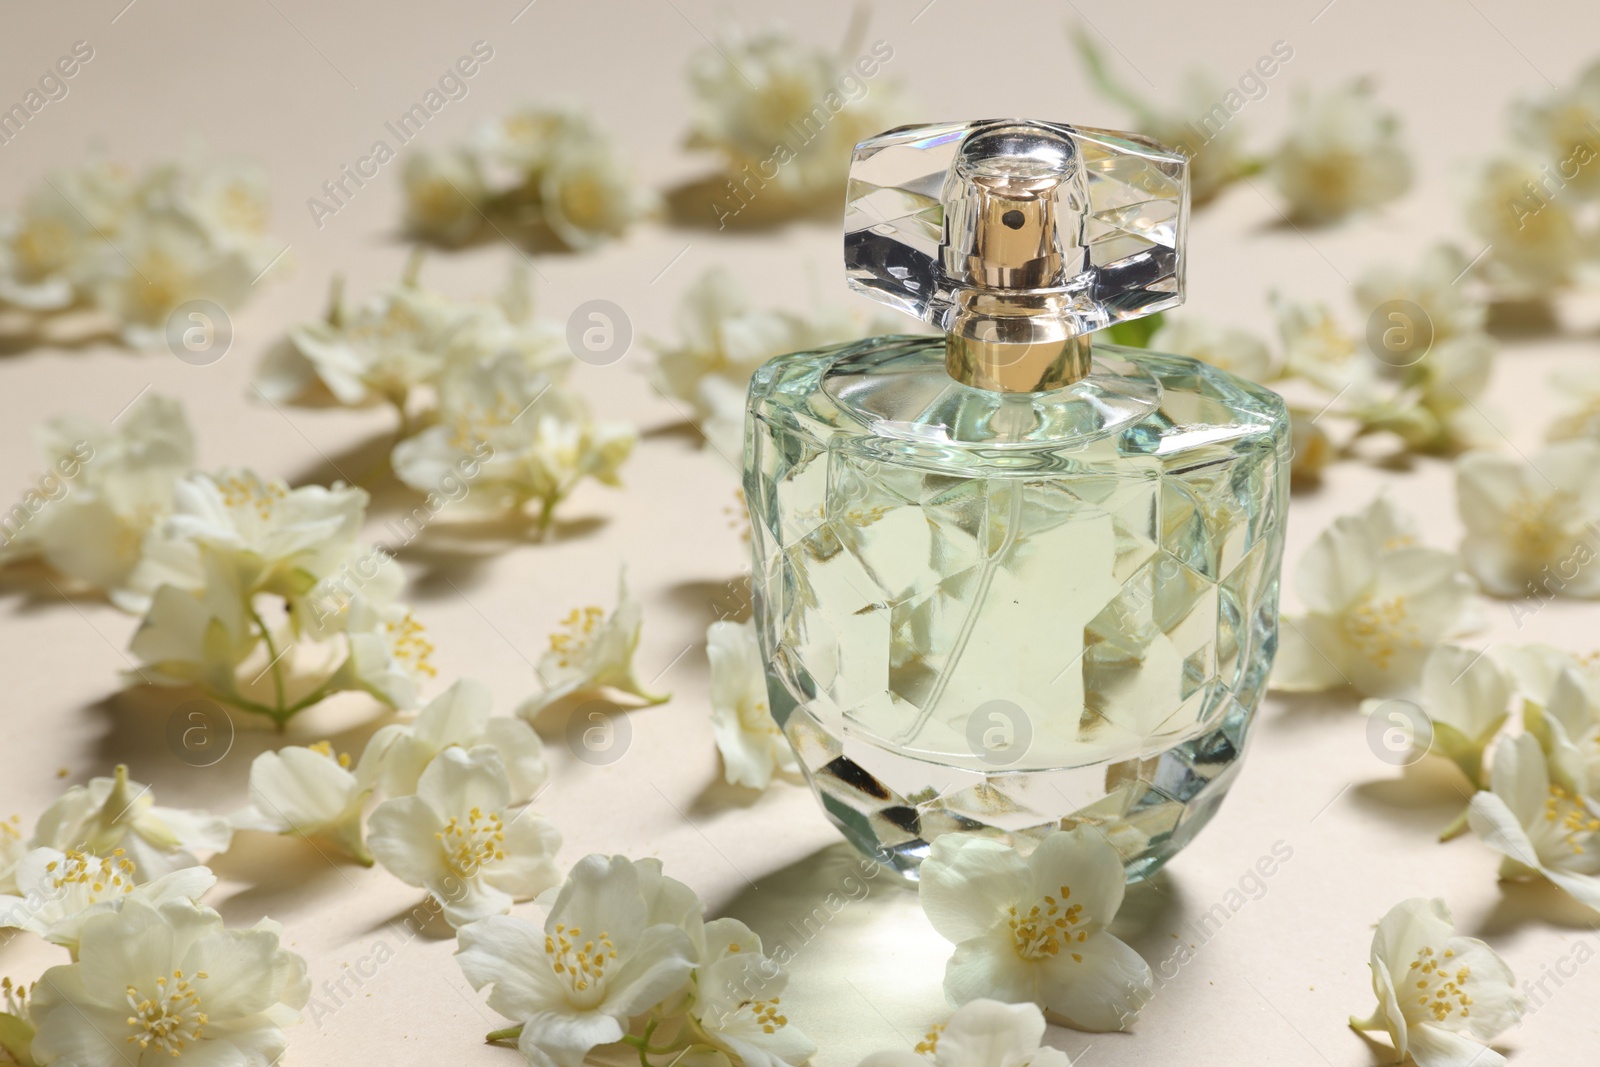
<box><xmin>3</xmin><ymin>0</ymin><xmax>1600</xmax><ymax>1063</ymax></box>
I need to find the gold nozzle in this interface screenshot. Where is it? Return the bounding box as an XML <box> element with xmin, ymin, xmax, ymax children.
<box><xmin>940</xmin><ymin>124</ymin><xmax>1091</xmax><ymax>393</ymax></box>
<box><xmin>946</xmin><ymin>332</ymin><xmax>1091</xmax><ymax>393</ymax></box>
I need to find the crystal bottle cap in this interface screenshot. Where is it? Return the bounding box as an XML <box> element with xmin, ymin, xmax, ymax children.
<box><xmin>844</xmin><ymin>120</ymin><xmax>1188</xmax><ymax>392</ymax></box>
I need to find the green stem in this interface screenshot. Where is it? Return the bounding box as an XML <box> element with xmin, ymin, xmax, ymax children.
<box><xmin>485</xmin><ymin>1024</ymin><xmax>523</xmax><ymax>1044</ymax></box>
<box><xmin>535</xmin><ymin>495</ymin><xmax>558</xmax><ymax>537</ymax></box>
<box><xmin>248</xmin><ymin>605</ymin><xmax>287</xmax><ymax>715</ymax></box>
<box><xmin>1439</xmin><ymin>805</ymin><xmax>1472</xmax><ymax>842</ymax></box>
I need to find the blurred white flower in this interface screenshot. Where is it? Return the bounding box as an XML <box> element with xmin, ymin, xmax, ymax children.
<box><xmin>0</xmin><ymin>157</ymin><xmax>132</xmax><ymax>310</ymax></box>
<box><xmin>652</xmin><ymin>267</ymin><xmax>873</xmax><ymax>430</ymax></box>
<box><xmin>1273</xmin><ymin>495</ymin><xmax>1477</xmax><ymax>697</ymax></box>
<box><xmin>475</xmin><ymin>105</ymin><xmax>593</xmax><ymax>176</ymax></box>
<box><xmin>29</xmin><ymin>764</ymin><xmax>231</xmax><ymax>882</ymax></box>
<box><xmin>28</xmin><ymin>897</ymin><xmax>309</xmax><ymax>1066</ymax></box>
<box><xmin>1287</xmin><ymin>407</ymin><xmax>1335</xmax><ymax>484</ymax></box>
<box><xmin>518</xmin><ymin>570</ymin><xmax>667</xmax><ymax>718</ymax></box>
<box><xmin>1464</xmin><ymin>155</ymin><xmax>1585</xmax><ymax>297</ymax></box>
<box><xmin>917</xmin><ymin>829</ymin><xmax>1153</xmax><ymax>1032</ymax></box>
<box><xmin>1</xmin><ymin>392</ymin><xmax>193</xmax><ymax>602</ymax></box>
<box><xmin>1468</xmin><ymin>731</ymin><xmax>1600</xmax><ymax>910</ymax></box>
<box><xmin>369</xmin><ymin>746</ymin><xmax>561</xmax><ymax>928</ymax></box>
<box><xmin>1354</xmin><ymin>243</ymin><xmax>1486</xmax><ymax>345</ymax></box>
<box><xmin>359</xmin><ymin>676</ymin><xmax>549</xmax><ymax>804</ymax></box>
<box><xmin>0</xmin><ymin>815</ymin><xmax>23</xmax><ymax>895</ymax></box>
<box><xmin>234</xmin><ymin>743</ymin><xmax>373</xmax><ymax>865</ymax></box>
<box><xmin>257</xmin><ymin>261</ymin><xmax>571</xmax><ymax>434</ymax></box>
<box><xmin>1545</xmin><ymin>364</ymin><xmax>1600</xmax><ymax>443</ymax></box>
<box><xmin>0</xmin><ymin>146</ymin><xmax>281</xmax><ymax>343</ymax></box>
<box><xmin>1147</xmin><ymin>317</ymin><xmax>1273</xmax><ymax>381</ymax></box>
<box><xmin>392</xmin><ymin>351</ymin><xmax>633</xmax><ymax>531</ymax></box>
<box><xmin>708</xmin><ymin>618</ymin><xmax>795</xmax><ymax>790</ymax></box>
<box><xmin>1271</xmin><ymin>81</ymin><xmax>1411</xmax><ymax>223</ymax></box>
<box><xmin>455</xmin><ymin>854</ymin><xmax>698</xmax><ymax>1067</ymax></box>
<box><xmin>402</xmin><ymin>148</ymin><xmax>487</xmax><ymax>246</ymax></box>
<box><xmin>1510</xmin><ymin>58</ymin><xmax>1600</xmax><ymax>199</ymax></box>
<box><xmin>1073</xmin><ymin>29</ymin><xmax>1255</xmax><ymax>209</ymax></box>
<box><xmin>1349</xmin><ymin>897</ymin><xmax>1526</xmax><ymax>1067</ymax></box>
<box><xmin>540</xmin><ymin>137</ymin><xmax>656</xmax><ymax>251</ymax></box>
<box><xmin>1456</xmin><ymin>441</ymin><xmax>1600</xmax><ymax>598</ymax></box>
<box><xmin>859</xmin><ymin>999</ymin><xmax>1069</xmax><ymax>1067</ymax></box>
<box><xmin>0</xmin><ymin>850</ymin><xmax>214</xmax><ymax>954</ymax></box>
<box><xmin>1273</xmin><ymin>295</ymin><xmax>1372</xmax><ymax>396</ymax></box>
<box><xmin>686</xmin><ymin>26</ymin><xmax>906</xmax><ymax>205</ymax></box>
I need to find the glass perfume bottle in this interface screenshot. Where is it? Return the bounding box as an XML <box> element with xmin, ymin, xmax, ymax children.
<box><xmin>743</xmin><ymin>120</ymin><xmax>1289</xmax><ymax>882</ymax></box>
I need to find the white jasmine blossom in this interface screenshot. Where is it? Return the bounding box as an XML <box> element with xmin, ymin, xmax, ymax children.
<box><xmin>124</xmin><ymin>468</ymin><xmax>368</xmax><ymax>612</ymax></box>
<box><xmin>1271</xmin><ymin>81</ymin><xmax>1411</xmax><ymax>224</ymax></box>
<box><xmin>1468</xmin><ymin>732</ymin><xmax>1600</xmax><ymax>909</ymax></box>
<box><xmin>859</xmin><ymin>999</ymin><xmax>1069</xmax><ymax>1067</ymax></box>
<box><xmin>1273</xmin><ymin>296</ymin><xmax>1371</xmax><ymax>396</ymax></box>
<box><xmin>369</xmin><ymin>746</ymin><xmax>561</xmax><ymax>928</ymax></box>
<box><xmin>0</xmin><ymin>815</ymin><xmax>23</xmax><ymax>895</ymax></box>
<box><xmin>125</xmin><ymin>468</ymin><xmax>429</xmax><ymax>722</ymax></box>
<box><xmin>0</xmin><ymin>977</ymin><xmax>35</xmax><ymax>1066</ymax></box>
<box><xmin>1147</xmin><ymin>318</ymin><xmax>1273</xmax><ymax>381</ymax></box>
<box><xmin>1464</xmin><ymin>155</ymin><xmax>1585</xmax><ymax>297</ymax></box>
<box><xmin>518</xmin><ymin>570</ymin><xmax>667</xmax><ymax>718</ymax></box>
<box><xmin>392</xmin><ymin>351</ymin><xmax>633</xmax><ymax>532</ymax></box>
<box><xmin>28</xmin><ymin>897</ymin><xmax>309</xmax><ymax>1066</ymax></box>
<box><xmin>259</xmin><ymin>259</ymin><xmax>572</xmax><ymax>437</ymax></box>
<box><xmin>1505</xmin><ymin>645</ymin><xmax>1600</xmax><ymax>781</ymax></box>
<box><xmin>707</xmin><ymin>619</ymin><xmax>794</xmax><ymax>790</ymax></box>
<box><xmin>682</xmin><ymin>916</ymin><xmax>814</xmax><ymax>1067</ymax></box>
<box><xmin>402</xmin><ymin>148</ymin><xmax>488</xmax><ymax>246</ymax></box>
<box><xmin>1274</xmin><ymin>496</ymin><xmax>1477</xmax><ymax>696</ymax></box>
<box><xmin>696</xmin><ymin>373</ymin><xmax>752</xmax><ymax>462</ymax></box>
<box><xmin>233</xmin><ymin>743</ymin><xmax>374</xmax><ymax>865</ymax></box>
<box><xmin>332</xmin><ymin>596</ymin><xmax>438</xmax><ymax>712</ymax></box>
<box><xmin>686</xmin><ymin>25</ymin><xmax>907</xmax><ymax>206</ymax></box>
<box><xmin>1545</xmin><ymin>365</ymin><xmax>1600</xmax><ymax>443</ymax></box>
<box><xmin>1456</xmin><ymin>441</ymin><xmax>1600</xmax><ymax>599</ymax></box>
<box><xmin>91</xmin><ymin>152</ymin><xmax>282</xmax><ymax>349</ymax></box>
<box><xmin>917</xmin><ymin>829</ymin><xmax>1153</xmax><ymax>1032</ymax></box>
<box><xmin>652</xmin><ymin>267</ymin><xmax>872</xmax><ymax>427</ymax></box>
<box><xmin>1362</xmin><ymin>645</ymin><xmax>1510</xmax><ymax>788</ymax></box>
<box><xmin>455</xmin><ymin>854</ymin><xmax>698</xmax><ymax>1067</ymax></box>
<box><xmin>539</xmin><ymin>137</ymin><xmax>656</xmax><ymax>251</ymax></box>
<box><xmin>0</xmin><ymin>157</ymin><xmax>133</xmax><ymax>310</ymax></box>
<box><xmin>359</xmin><ymin>677</ymin><xmax>549</xmax><ymax>803</ymax></box>
<box><xmin>1288</xmin><ymin>407</ymin><xmax>1335</xmax><ymax>484</ymax></box>
<box><xmin>1510</xmin><ymin>59</ymin><xmax>1600</xmax><ymax>199</ymax></box>
<box><xmin>2</xmin><ymin>392</ymin><xmax>193</xmax><ymax>602</ymax></box>
<box><xmin>475</xmin><ymin>105</ymin><xmax>593</xmax><ymax>176</ymax></box>
<box><xmin>1349</xmin><ymin>897</ymin><xmax>1526</xmax><ymax>1067</ymax></box>
<box><xmin>1354</xmin><ymin>243</ymin><xmax>1487</xmax><ymax>345</ymax></box>
<box><xmin>0</xmin><ymin>851</ymin><xmax>214</xmax><ymax>955</ymax></box>
<box><xmin>1073</xmin><ymin>29</ymin><xmax>1256</xmax><ymax>209</ymax></box>
<box><xmin>29</xmin><ymin>764</ymin><xmax>230</xmax><ymax>882</ymax></box>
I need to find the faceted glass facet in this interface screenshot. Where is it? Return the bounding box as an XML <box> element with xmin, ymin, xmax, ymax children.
<box><xmin>845</xmin><ymin>120</ymin><xmax>1187</xmax><ymax>344</ymax></box>
<box><xmin>744</xmin><ymin>336</ymin><xmax>1288</xmax><ymax>881</ymax></box>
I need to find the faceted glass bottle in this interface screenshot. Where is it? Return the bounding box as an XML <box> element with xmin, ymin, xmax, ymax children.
<box><xmin>745</xmin><ymin>335</ymin><xmax>1288</xmax><ymax>881</ymax></box>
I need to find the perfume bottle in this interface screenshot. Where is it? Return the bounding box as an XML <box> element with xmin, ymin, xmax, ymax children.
<box><xmin>743</xmin><ymin>120</ymin><xmax>1289</xmax><ymax>881</ymax></box>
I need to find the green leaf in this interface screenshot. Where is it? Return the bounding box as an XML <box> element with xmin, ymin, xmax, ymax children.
<box><xmin>1103</xmin><ymin>312</ymin><xmax>1165</xmax><ymax>349</ymax></box>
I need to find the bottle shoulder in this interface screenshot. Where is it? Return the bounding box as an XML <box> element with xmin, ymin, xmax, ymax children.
<box><xmin>748</xmin><ymin>334</ymin><xmax>1288</xmax><ymax>474</ymax></box>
